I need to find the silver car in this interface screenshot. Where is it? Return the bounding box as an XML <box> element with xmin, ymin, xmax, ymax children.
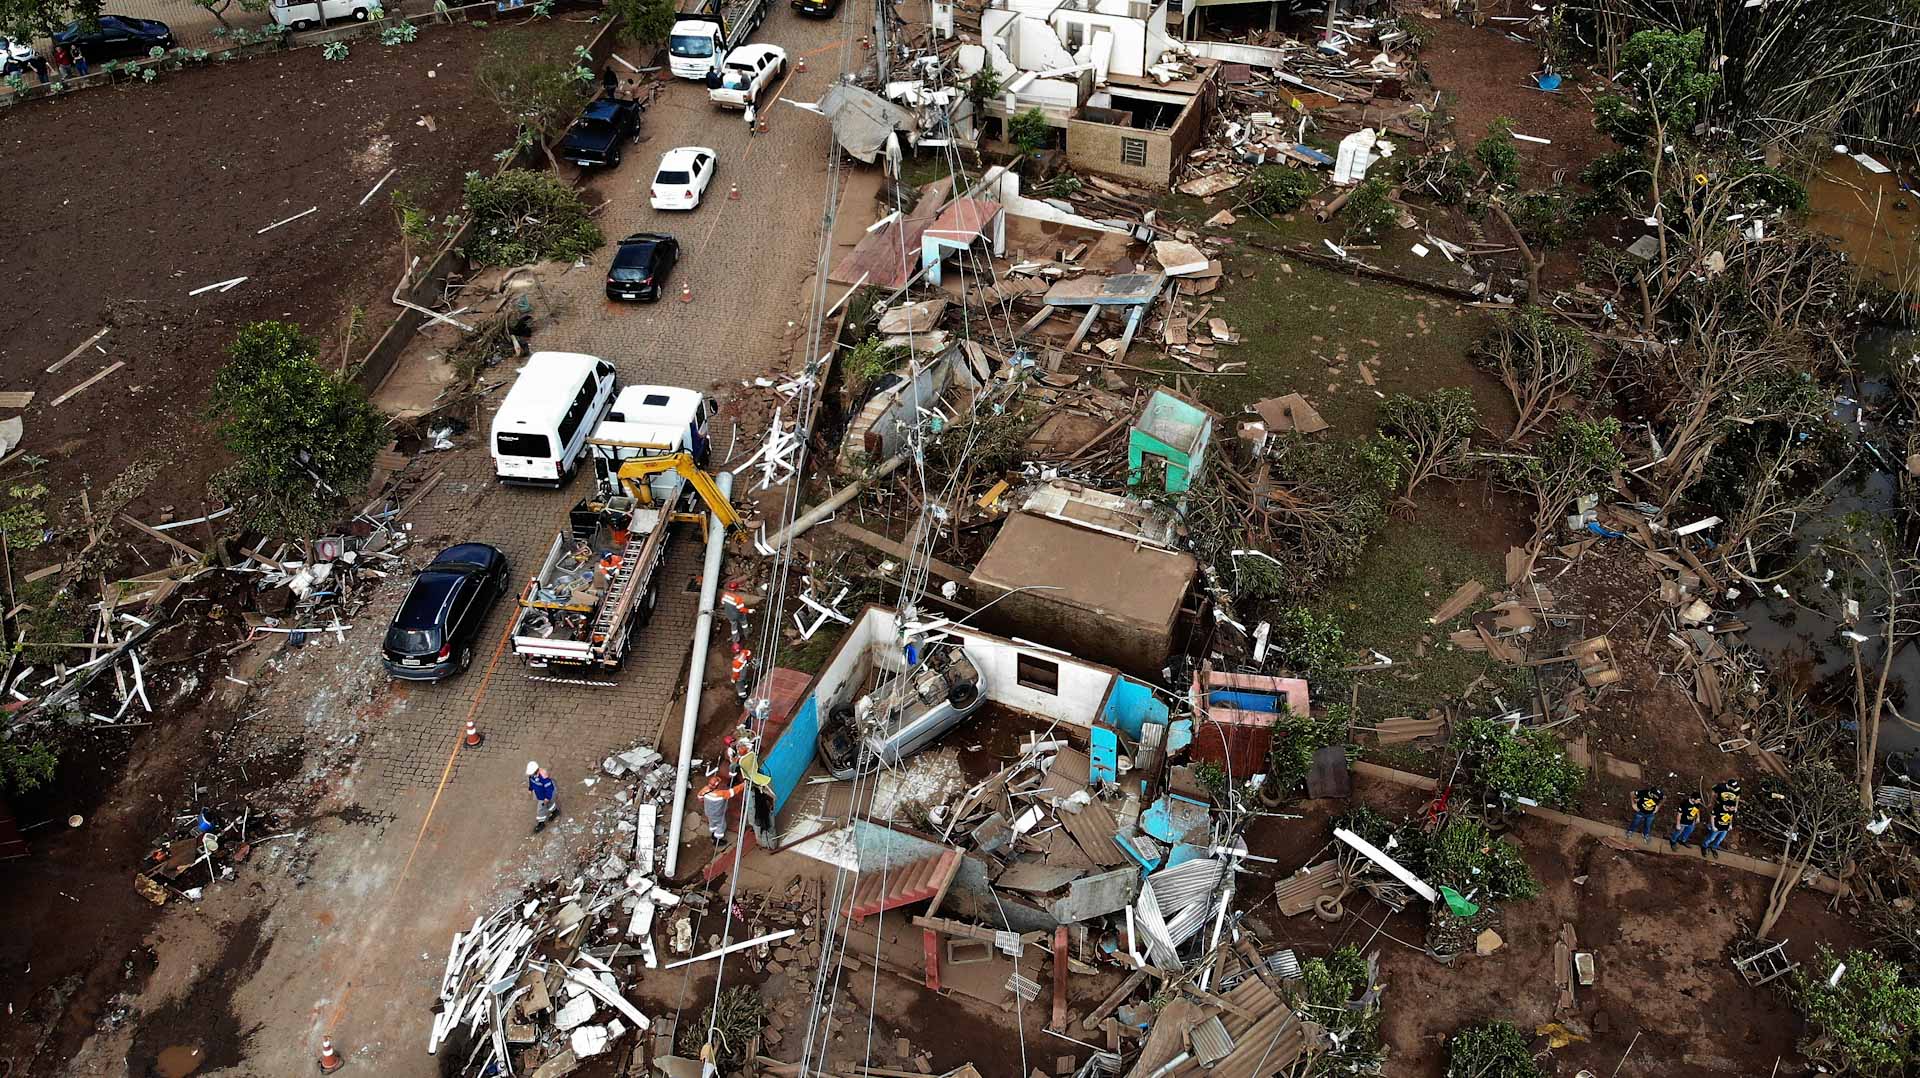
<box><xmin>819</xmin><ymin>647</ymin><xmax>985</xmax><ymax>779</ymax></box>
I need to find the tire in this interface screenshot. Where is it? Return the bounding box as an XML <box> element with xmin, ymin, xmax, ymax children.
<box><xmin>292</xmin><ymin>19</ymin><xmax>312</xmax><ymax>29</ymax></box>
<box><xmin>947</xmin><ymin>680</ymin><xmax>980</xmax><ymax>710</ymax></box>
<box><xmin>611</xmin><ymin>148</ymin><xmax>623</xmax><ymax>167</ymax></box>
<box><xmin>1312</xmin><ymin>894</ymin><xmax>1344</xmax><ymax>922</ymax></box>
<box><xmin>1257</xmin><ymin>778</ymin><xmax>1289</xmax><ymax>809</ymax></box>
<box><xmin>351</xmin><ymin>7</ymin><xmax>369</xmax><ymax>19</ymax></box>
<box><xmin>457</xmin><ymin>645</ymin><xmax>474</xmax><ymax>672</ymax></box>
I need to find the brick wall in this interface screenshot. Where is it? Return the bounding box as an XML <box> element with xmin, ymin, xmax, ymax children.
<box><xmin>1064</xmin><ymin>76</ymin><xmax>1215</xmax><ymax>187</ymax></box>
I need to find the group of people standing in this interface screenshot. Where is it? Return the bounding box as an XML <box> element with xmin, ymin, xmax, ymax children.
<box><xmin>15</xmin><ymin>44</ymin><xmax>88</xmax><ymax>84</ymax></box>
<box><xmin>1626</xmin><ymin>779</ymin><xmax>1742</xmax><ymax>858</ymax></box>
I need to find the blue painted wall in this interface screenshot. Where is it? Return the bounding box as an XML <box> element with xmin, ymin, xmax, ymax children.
<box><xmin>763</xmin><ymin>695</ymin><xmax>819</xmax><ymax>817</ymax></box>
<box><xmin>1100</xmin><ymin>676</ymin><xmax>1169</xmax><ymax>739</ymax></box>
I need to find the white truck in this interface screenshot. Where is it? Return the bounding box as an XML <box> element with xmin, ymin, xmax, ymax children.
<box><xmin>707</xmin><ymin>43</ymin><xmax>788</xmax><ymax>109</ymax></box>
<box><xmin>511</xmin><ymin>387</ymin><xmax>728</xmax><ymax>671</ymax></box>
<box><xmin>669</xmin><ymin>0</ymin><xmax>772</xmax><ymax>81</ymax></box>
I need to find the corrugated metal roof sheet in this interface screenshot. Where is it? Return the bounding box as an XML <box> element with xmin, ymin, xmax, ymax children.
<box><xmin>1058</xmin><ymin>797</ymin><xmax>1127</xmax><ymax>867</ymax></box>
<box><xmin>1188</xmin><ymin>1016</ymin><xmax>1234</xmax><ymax>1066</ymax></box>
<box><xmin>1149</xmin><ymin>857</ymin><xmax>1225</xmax><ymax>914</ymax></box>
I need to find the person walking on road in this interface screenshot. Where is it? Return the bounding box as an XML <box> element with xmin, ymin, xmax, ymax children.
<box><xmin>1669</xmin><ymin>794</ymin><xmax>1704</xmax><ymax>850</ymax></box>
<box><xmin>701</xmin><ymin>772</ymin><xmax>745</xmax><ymax>849</ymax></box>
<box><xmin>71</xmin><ymin>46</ymin><xmax>87</xmax><ymax>76</ymax></box>
<box><xmin>1701</xmin><ymin>808</ymin><xmax>1734</xmax><ymax>858</ymax></box>
<box><xmin>527</xmin><ymin>761</ymin><xmax>558</xmax><ymax>832</ymax></box>
<box><xmin>1626</xmin><ymin>787</ymin><xmax>1663</xmax><ymax>841</ymax></box>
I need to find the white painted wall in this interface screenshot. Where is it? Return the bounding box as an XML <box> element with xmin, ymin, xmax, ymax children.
<box><xmin>980</xmin><ymin>165</ymin><xmax>1129</xmax><ymax>233</ymax></box>
<box><xmin>818</xmin><ymin>606</ymin><xmax>1119</xmax><ymax>731</ymax></box>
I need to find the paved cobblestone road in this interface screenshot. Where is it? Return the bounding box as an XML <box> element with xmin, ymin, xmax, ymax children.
<box><xmin>211</xmin><ymin>8</ymin><xmax>864</xmax><ymax>1073</ymax></box>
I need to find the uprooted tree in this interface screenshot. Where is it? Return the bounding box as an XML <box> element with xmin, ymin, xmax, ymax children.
<box><xmin>1497</xmin><ymin>415</ymin><xmax>1623</xmax><ymax>553</ymax></box>
<box><xmin>1472</xmin><ymin>307</ymin><xmax>1596</xmax><ymax>443</ymax></box>
<box><xmin>461</xmin><ymin>169</ymin><xmax>604</xmax><ymax>267</ymax></box>
<box><xmin>1378</xmin><ymin>388</ymin><xmax>1478</xmax><ymax>500</ymax></box>
<box><xmin>208</xmin><ymin>321</ymin><xmax>387</xmax><ymax>539</ymax></box>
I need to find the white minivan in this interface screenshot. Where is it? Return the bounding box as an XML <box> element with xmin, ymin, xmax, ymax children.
<box><xmin>268</xmin><ymin>0</ymin><xmax>373</xmax><ymax>30</ymax></box>
<box><xmin>491</xmin><ymin>351</ymin><xmax>619</xmax><ymax>486</ymax></box>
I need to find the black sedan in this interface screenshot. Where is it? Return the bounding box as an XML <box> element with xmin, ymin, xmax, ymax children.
<box><xmin>53</xmin><ymin>15</ymin><xmax>174</xmax><ymax>60</ymax></box>
<box><xmin>605</xmin><ymin>233</ymin><xmax>679</xmax><ymax>302</ymax></box>
<box><xmin>559</xmin><ymin>97</ymin><xmax>642</xmax><ymax>168</ymax></box>
<box><xmin>382</xmin><ymin>543</ymin><xmax>509</xmax><ymax>681</ymax></box>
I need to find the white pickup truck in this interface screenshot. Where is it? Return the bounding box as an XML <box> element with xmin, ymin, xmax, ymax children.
<box><xmin>706</xmin><ymin>44</ymin><xmax>788</xmax><ymax>109</ymax></box>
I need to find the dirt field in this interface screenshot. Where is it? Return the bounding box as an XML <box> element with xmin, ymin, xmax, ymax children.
<box><xmin>1241</xmin><ymin>778</ymin><xmax>1862</xmax><ymax>1076</ymax></box>
<box><xmin>0</xmin><ymin>17</ymin><xmax>587</xmax><ymax>552</ymax></box>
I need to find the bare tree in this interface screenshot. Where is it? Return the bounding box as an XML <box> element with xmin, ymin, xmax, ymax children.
<box><xmin>1378</xmin><ymin>388</ymin><xmax>1478</xmax><ymax>502</ymax></box>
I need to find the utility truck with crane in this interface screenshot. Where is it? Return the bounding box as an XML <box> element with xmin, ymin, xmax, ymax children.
<box><xmin>668</xmin><ymin>0</ymin><xmax>772</xmax><ymax>81</ymax></box>
<box><xmin>511</xmin><ymin>387</ymin><xmax>735</xmax><ymax>671</ymax></box>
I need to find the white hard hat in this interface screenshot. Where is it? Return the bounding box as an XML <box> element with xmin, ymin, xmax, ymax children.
<box><xmin>527</xmin><ymin>761</ymin><xmax>540</xmax><ymax>776</ymax></box>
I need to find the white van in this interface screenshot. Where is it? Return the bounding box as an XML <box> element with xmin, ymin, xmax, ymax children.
<box><xmin>268</xmin><ymin>0</ymin><xmax>373</xmax><ymax>29</ymax></box>
<box><xmin>587</xmin><ymin>385</ymin><xmax>716</xmax><ymax>495</ymax></box>
<box><xmin>491</xmin><ymin>351</ymin><xmax>619</xmax><ymax>486</ymax></box>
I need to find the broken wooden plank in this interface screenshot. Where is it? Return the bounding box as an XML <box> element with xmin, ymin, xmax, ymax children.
<box><xmin>118</xmin><ymin>514</ymin><xmax>204</xmax><ymax>562</ymax></box>
<box><xmin>47</xmin><ymin>328</ymin><xmax>110</xmax><ymax>375</ymax></box>
<box><xmin>1427</xmin><ymin>580</ymin><xmax>1486</xmax><ymax>625</ymax></box>
<box><xmin>50</xmin><ymin>361</ymin><xmax>126</xmax><ymax>407</ymax></box>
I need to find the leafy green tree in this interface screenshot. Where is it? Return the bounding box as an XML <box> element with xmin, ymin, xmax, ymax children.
<box><xmin>1268</xmin><ymin>607</ymin><xmax>1347</xmax><ymax>681</ymax></box>
<box><xmin>1446</xmin><ymin>1020</ymin><xmax>1543</xmax><ymax>1078</ymax></box>
<box><xmin>208</xmin><ymin>322</ymin><xmax>386</xmax><ymax>538</ymax></box>
<box><xmin>963</xmin><ymin>66</ymin><xmax>1003</xmax><ymax>115</ymax></box>
<box><xmin>1265</xmin><ymin>703</ymin><xmax>1350</xmax><ymax>797</ymax></box>
<box><xmin>608</xmin><ymin>0</ymin><xmax>676</xmax><ymax>45</ymax></box>
<box><xmin>0</xmin><ymin>738</ymin><xmax>56</xmax><ymax>795</ymax></box>
<box><xmin>1794</xmin><ymin>947</ymin><xmax>1920</xmax><ymax>1077</ymax></box>
<box><xmin>1342</xmin><ymin>174</ymin><xmax>1396</xmax><ymax>240</ymax></box>
<box><xmin>1008</xmin><ymin>107</ymin><xmax>1051</xmax><ymax>157</ymax></box>
<box><xmin>1457</xmin><ymin>716</ymin><xmax>1586</xmax><ymax>809</ymax></box>
<box><xmin>475</xmin><ymin>32</ymin><xmax>593</xmax><ymax>169</ymax></box>
<box><xmin>0</xmin><ymin>0</ymin><xmax>100</xmax><ymax>40</ymax></box>
<box><xmin>1592</xmin><ymin>29</ymin><xmax>1719</xmax><ymax>147</ymax></box>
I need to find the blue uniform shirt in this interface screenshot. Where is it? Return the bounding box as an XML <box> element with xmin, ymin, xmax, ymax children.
<box><xmin>529</xmin><ymin>773</ymin><xmax>557</xmax><ymax>801</ymax></box>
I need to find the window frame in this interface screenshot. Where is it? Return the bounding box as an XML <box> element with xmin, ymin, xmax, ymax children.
<box><xmin>1016</xmin><ymin>653</ymin><xmax>1060</xmax><ymax>694</ymax></box>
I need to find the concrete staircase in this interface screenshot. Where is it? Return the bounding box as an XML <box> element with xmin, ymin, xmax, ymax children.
<box><xmin>847</xmin><ymin>849</ymin><xmax>962</xmax><ymax>920</ymax></box>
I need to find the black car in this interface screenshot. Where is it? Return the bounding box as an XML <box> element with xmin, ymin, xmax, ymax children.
<box><xmin>605</xmin><ymin>233</ymin><xmax>679</xmax><ymax>302</ymax></box>
<box><xmin>791</xmin><ymin>0</ymin><xmax>839</xmax><ymax>15</ymax></box>
<box><xmin>53</xmin><ymin>15</ymin><xmax>174</xmax><ymax>61</ymax></box>
<box><xmin>382</xmin><ymin>543</ymin><xmax>509</xmax><ymax>681</ymax></box>
<box><xmin>559</xmin><ymin>97</ymin><xmax>642</xmax><ymax>168</ymax></box>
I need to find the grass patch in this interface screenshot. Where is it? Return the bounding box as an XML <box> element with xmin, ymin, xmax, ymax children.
<box><xmin>1311</xmin><ymin>517</ymin><xmax>1503</xmax><ymax>715</ymax></box>
<box><xmin>1195</xmin><ymin>255</ymin><xmax>1494</xmax><ymax>433</ymax></box>
<box><xmin>781</xmin><ymin>626</ymin><xmax>844</xmax><ymax>675</ymax></box>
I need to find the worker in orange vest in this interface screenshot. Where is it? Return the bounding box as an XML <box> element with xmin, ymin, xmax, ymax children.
<box><xmin>719</xmin><ymin>586</ymin><xmax>755</xmax><ymax>643</ymax></box>
<box><xmin>730</xmin><ymin>643</ymin><xmax>756</xmax><ymax>702</ymax></box>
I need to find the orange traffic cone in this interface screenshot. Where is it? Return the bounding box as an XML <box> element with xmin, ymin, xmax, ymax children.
<box><xmin>797</xmin><ymin>55</ymin><xmax>807</xmax><ymax>73</ymax></box>
<box><xmin>318</xmin><ymin>1038</ymin><xmax>344</xmax><ymax>1073</ymax></box>
<box><xmin>464</xmin><ymin>720</ymin><xmax>483</xmax><ymax>748</ymax></box>
<box><xmin>728</xmin><ymin>183</ymin><xmax>740</xmax><ymax>201</ymax></box>
<box><xmin>756</xmin><ymin>118</ymin><xmax>769</xmax><ymax>134</ymax></box>
<box><xmin>679</xmin><ymin>282</ymin><xmax>693</xmax><ymax>303</ymax></box>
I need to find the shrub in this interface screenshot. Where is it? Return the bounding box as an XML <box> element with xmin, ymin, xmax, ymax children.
<box><xmin>1009</xmin><ymin>107</ymin><xmax>1051</xmax><ymax>156</ymax></box>
<box><xmin>842</xmin><ymin>334</ymin><xmax>907</xmax><ymax>394</ymax></box>
<box><xmin>964</xmin><ymin>66</ymin><xmax>1003</xmax><ymax>114</ymax></box>
<box><xmin>1342</xmin><ymin>175</ymin><xmax>1396</xmax><ymax>240</ymax></box>
<box><xmin>1793</xmin><ymin>947</ymin><xmax>1920</xmax><ymax>1077</ymax></box>
<box><xmin>207</xmin><ymin>322</ymin><xmax>387</xmax><ymax>538</ymax></box>
<box><xmin>461</xmin><ymin>170</ymin><xmax>603</xmax><ymax>267</ymax></box>
<box><xmin>1446</xmin><ymin>1020</ymin><xmax>1543</xmax><ymax>1078</ymax></box>
<box><xmin>1243</xmin><ymin>165</ymin><xmax>1319</xmax><ymax>216</ymax></box>
<box><xmin>379</xmin><ymin>20</ymin><xmax>417</xmax><ymax>45</ymax></box>
<box><xmin>322</xmin><ymin>41</ymin><xmax>348</xmax><ymax>61</ymax></box>
<box><xmin>0</xmin><ymin>738</ymin><xmax>57</xmax><ymax>795</ymax></box>
<box><xmin>1291</xmin><ymin>946</ymin><xmax>1385</xmax><ymax>1071</ymax></box>
<box><xmin>1266</xmin><ymin>703</ymin><xmax>1349</xmax><ymax>795</ymax></box>
<box><xmin>1473</xmin><ymin>118</ymin><xmax>1519</xmax><ymax>186</ymax></box>
<box><xmin>1504</xmin><ymin>188</ymin><xmax>1584</xmax><ymax>249</ymax></box>
<box><xmin>1456</xmin><ymin>716</ymin><xmax>1585</xmax><ymax>808</ymax></box>
<box><xmin>1268</xmin><ymin>607</ymin><xmax>1347</xmax><ymax>681</ymax></box>
<box><xmin>1423</xmin><ymin>817</ymin><xmax>1539</xmax><ymax>901</ymax></box>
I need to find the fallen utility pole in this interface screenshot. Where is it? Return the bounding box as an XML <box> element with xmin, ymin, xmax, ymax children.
<box><xmin>763</xmin><ymin>452</ymin><xmax>908</xmax><ymax>546</ymax></box>
<box><xmin>664</xmin><ymin>471</ymin><xmax>734</xmax><ymax>877</ymax></box>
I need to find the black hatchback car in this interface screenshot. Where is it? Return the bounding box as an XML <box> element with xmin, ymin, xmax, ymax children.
<box><xmin>605</xmin><ymin>232</ymin><xmax>679</xmax><ymax>302</ymax></box>
<box><xmin>382</xmin><ymin>543</ymin><xmax>509</xmax><ymax>681</ymax></box>
<box><xmin>53</xmin><ymin>15</ymin><xmax>174</xmax><ymax>60</ymax></box>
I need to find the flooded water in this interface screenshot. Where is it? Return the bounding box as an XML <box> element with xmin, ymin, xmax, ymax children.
<box><xmin>153</xmin><ymin>1044</ymin><xmax>205</xmax><ymax>1077</ymax></box>
<box><xmin>1806</xmin><ymin>152</ymin><xmax>1919</xmax><ymax>286</ymax></box>
<box><xmin>1738</xmin><ymin>328</ymin><xmax>1920</xmax><ymax>755</ymax></box>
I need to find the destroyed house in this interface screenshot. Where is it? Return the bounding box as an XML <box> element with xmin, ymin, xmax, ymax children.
<box><xmin>964</xmin><ymin>0</ymin><xmax>1218</xmax><ymax>187</ymax></box>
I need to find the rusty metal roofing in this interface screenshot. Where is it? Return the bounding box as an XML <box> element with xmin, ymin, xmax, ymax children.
<box><xmin>1057</xmin><ymin>797</ymin><xmax>1127</xmax><ymax>867</ymax></box>
<box><xmin>1188</xmin><ymin>1016</ymin><xmax>1234</xmax><ymax>1067</ymax></box>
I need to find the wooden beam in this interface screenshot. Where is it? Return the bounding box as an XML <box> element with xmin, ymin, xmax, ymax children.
<box><xmin>47</xmin><ymin>327</ymin><xmax>109</xmax><ymax>374</ymax></box>
<box><xmin>50</xmin><ymin>361</ymin><xmax>125</xmax><ymax>407</ymax></box>
<box><xmin>118</xmin><ymin>515</ymin><xmax>203</xmax><ymax>562</ymax></box>
<box><xmin>1081</xmin><ymin>968</ymin><xmax>1147</xmax><ymax>1031</ymax></box>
